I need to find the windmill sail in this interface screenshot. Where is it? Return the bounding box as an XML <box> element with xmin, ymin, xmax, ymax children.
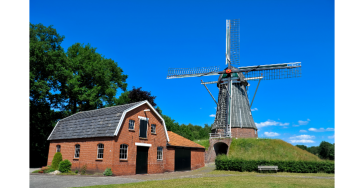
<box><xmin>240</xmin><ymin>62</ymin><xmax>302</xmax><ymax>80</ymax></box>
<box><xmin>167</xmin><ymin>66</ymin><xmax>220</xmax><ymax>79</ymax></box>
<box><xmin>229</xmin><ymin>19</ymin><xmax>240</xmax><ymax>65</ymax></box>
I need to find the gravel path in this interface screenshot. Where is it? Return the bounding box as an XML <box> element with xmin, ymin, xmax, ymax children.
<box><xmin>30</xmin><ymin>163</ymin><xmax>334</xmax><ymax>187</ymax></box>
<box><xmin>30</xmin><ymin>175</ymin><xmax>144</xmax><ymax>188</ymax></box>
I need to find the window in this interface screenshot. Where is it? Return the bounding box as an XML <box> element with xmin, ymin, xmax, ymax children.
<box><xmin>255</xmin><ymin>130</ymin><xmax>257</xmax><ymax>134</ymax></box>
<box><xmin>157</xmin><ymin>147</ymin><xmax>163</xmax><ymax>160</ymax></box>
<box><xmin>74</xmin><ymin>144</ymin><xmax>80</xmax><ymax>158</ymax></box>
<box><xmin>129</xmin><ymin>120</ymin><xmax>135</xmax><ymax>130</ymax></box>
<box><xmin>139</xmin><ymin>119</ymin><xmax>148</xmax><ymax>138</ymax></box>
<box><xmin>97</xmin><ymin>144</ymin><xmax>104</xmax><ymax>159</ymax></box>
<box><xmin>56</xmin><ymin>145</ymin><xmax>61</xmax><ymax>152</ymax></box>
<box><xmin>120</xmin><ymin>144</ymin><xmax>128</xmax><ymax>160</ymax></box>
<box><xmin>151</xmin><ymin>124</ymin><xmax>156</xmax><ymax>134</ymax></box>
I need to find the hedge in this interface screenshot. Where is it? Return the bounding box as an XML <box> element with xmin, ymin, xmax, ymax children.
<box><xmin>215</xmin><ymin>155</ymin><xmax>334</xmax><ymax>174</ymax></box>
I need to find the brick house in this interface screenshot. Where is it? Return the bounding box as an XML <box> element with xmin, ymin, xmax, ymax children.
<box><xmin>47</xmin><ymin>100</ymin><xmax>205</xmax><ymax>175</ymax></box>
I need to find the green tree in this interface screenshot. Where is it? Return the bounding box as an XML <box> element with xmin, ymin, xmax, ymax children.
<box><xmin>296</xmin><ymin>145</ymin><xmax>308</xmax><ymax>151</ymax></box>
<box><xmin>64</xmin><ymin>43</ymin><xmax>128</xmax><ymax>113</ymax></box>
<box><xmin>30</xmin><ymin>23</ymin><xmax>128</xmax><ymax>167</ymax></box>
<box><xmin>318</xmin><ymin>141</ymin><xmax>334</xmax><ymax>160</ymax></box>
<box><xmin>30</xmin><ymin>23</ymin><xmax>66</xmax><ymax>167</ymax></box>
<box><xmin>128</xmin><ymin>86</ymin><xmax>157</xmax><ymax>107</ymax></box>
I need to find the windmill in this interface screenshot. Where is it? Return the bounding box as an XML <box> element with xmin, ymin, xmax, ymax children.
<box><xmin>166</xmin><ymin>19</ymin><xmax>301</xmax><ymax>138</ymax></box>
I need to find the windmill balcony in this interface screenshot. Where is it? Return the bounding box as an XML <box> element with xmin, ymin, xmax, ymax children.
<box><xmin>209</xmin><ymin>133</ymin><xmax>231</xmax><ymax>139</ymax></box>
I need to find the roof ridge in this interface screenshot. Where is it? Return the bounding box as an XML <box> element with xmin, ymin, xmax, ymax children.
<box><xmin>60</xmin><ymin>100</ymin><xmax>146</xmax><ymax>122</ymax></box>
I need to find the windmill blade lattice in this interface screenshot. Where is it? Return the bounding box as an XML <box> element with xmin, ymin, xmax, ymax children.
<box><xmin>167</xmin><ymin>66</ymin><xmax>220</xmax><ymax>79</ymax></box>
<box><xmin>240</xmin><ymin>62</ymin><xmax>302</xmax><ymax>81</ymax></box>
<box><xmin>229</xmin><ymin>19</ymin><xmax>240</xmax><ymax>65</ymax></box>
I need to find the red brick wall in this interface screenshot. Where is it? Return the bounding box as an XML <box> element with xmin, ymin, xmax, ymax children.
<box><xmin>47</xmin><ymin>137</ymin><xmax>115</xmax><ymax>174</ymax></box>
<box><xmin>231</xmin><ymin>128</ymin><xmax>257</xmax><ymax>138</ymax></box>
<box><xmin>205</xmin><ymin>138</ymin><xmax>232</xmax><ymax>163</ymax></box>
<box><xmin>47</xmin><ymin>104</ymin><xmax>169</xmax><ymax>176</ymax></box>
<box><xmin>191</xmin><ymin>148</ymin><xmax>205</xmax><ymax>170</ymax></box>
<box><xmin>164</xmin><ymin>147</ymin><xmax>175</xmax><ymax>172</ymax></box>
<box><xmin>47</xmin><ymin>103</ymin><xmax>206</xmax><ymax>175</ymax></box>
<box><xmin>111</xmin><ymin>104</ymin><xmax>168</xmax><ymax>175</ymax></box>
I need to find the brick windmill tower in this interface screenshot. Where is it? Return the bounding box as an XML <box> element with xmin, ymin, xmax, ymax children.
<box><xmin>167</xmin><ymin>19</ymin><xmax>301</xmax><ymax>159</ymax></box>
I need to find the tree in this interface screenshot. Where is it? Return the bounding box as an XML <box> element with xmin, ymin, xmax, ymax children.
<box><xmin>30</xmin><ymin>23</ymin><xmax>128</xmax><ymax>167</ymax></box>
<box><xmin>64</xmin><ymin>43</ymin><xmax>128</xmax><ymax>113</ymax></box>
<box><xmin>30</xmin><ymin>23</ymin><xmax>66</xmax><ymax>167</ymax></box>
<box><xmin>296</xmin><ymin>145</ymin><xmax>308</xmax><ymax>151</ymax></box>
<box><xmin>128</xmin><ymin>86</ymin><xmax>157</xmax><ymax>107</ymax></box>
<box><xmin>318</xmin><ymin>141</ymin><xmax>334</xmax><ymax>160</ymax></box>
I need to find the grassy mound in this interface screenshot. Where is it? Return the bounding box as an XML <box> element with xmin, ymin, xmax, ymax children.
<box><xmin>228</xmin><ymin>138</ymin><xmax>321</xmax><ymax>161</ymax></box>
<box><xmin>194</xmin><ymin>139</ymin><xmax>210</xmax><ymax>149</ymax></box>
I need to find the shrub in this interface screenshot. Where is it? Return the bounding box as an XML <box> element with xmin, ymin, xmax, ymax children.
<box><xmin>51</xmin><ymin>152</ymin><xmax>63</xmax><ymax>170</ymax></box>
<box><xmin>44</xmin><ymin>168</ymin><xmax>55</xmax><ymax>173</ymax></box>
<box><xmin>41</xmin><ymin>166</ymin><xmax>49</xmax><ymax>171</ymax></box>
<box><xmin>215</xmin><ymin>155</ymin><xmax>335</xmax><ymax>174</ymax></box>
<box><xmin>59</xmin><ymin>159</ymin><xmax>72</xmax><ymax>173</ymax></box>
<box><xmin>103</xmin><ymin>168</ymin><xmax>113</xmax><ymax>176</ymax></box>
<box><xmin>75</xmin><ymin>169</ymin><xmax>78</xmax><ymax>174</ymax></box>
<box><xmin>81</xmin><ymin>164</ymin><xmax>87</xmax><ymax>175</ymax></box>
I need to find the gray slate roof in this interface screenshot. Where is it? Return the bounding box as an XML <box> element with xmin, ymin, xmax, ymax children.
<box><xmin>48</xmin><ymin>101</ymin><xmax>145</xmax><ymax>140</ymax></box>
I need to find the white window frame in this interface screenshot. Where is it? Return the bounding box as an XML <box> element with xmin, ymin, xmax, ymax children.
<box><xmin>129</xmin><ymin>120</ymin><xmax>135</xmax><ymax>130</ymax></box>
<box><xmin>120</xmin><ymin>144</ymin><xmax>128</xmax><ymax>160</ymax></box>
<box><xmin>74</xmin><ymin>144</ymin><xmax>80</xmax><ymax>158</ymax></box>
<box><xmin>157</xmin><ymin>147</ymin><xmax>163</xmax><ymax>160</ymax></box>
<box><xmin>56</xmin><ymin>145</ymin><xmax>61</xmax><ymax>152</ymax></box>
<box><xmin>151</xmin><ymin>124</ymin><xmax>156</xmax><ymax>134</ymax></box>
<box><xmin>97</xmin><ymin>143</ymin><xmax>104</xmax><ymax>159</ymax></box>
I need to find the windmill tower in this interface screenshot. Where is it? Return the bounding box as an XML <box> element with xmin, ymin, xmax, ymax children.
<box><xmin>167</xmin><ymin>19</ymin><xmax>301</xmax><ymax>139</ymax></box>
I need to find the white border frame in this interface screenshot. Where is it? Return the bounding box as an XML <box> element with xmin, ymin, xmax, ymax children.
<box><xmin>97</xmin><ymin>143</ymin><xmax>104</xmax><ymax>159</ymax></box>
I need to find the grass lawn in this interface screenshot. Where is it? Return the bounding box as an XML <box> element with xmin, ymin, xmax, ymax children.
<box><xmin>77</xmin><ymin>171</ymin><xmax>334</xmax><ymax>188</ymax></box>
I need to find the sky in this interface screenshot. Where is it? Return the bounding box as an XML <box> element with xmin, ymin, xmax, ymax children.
<box><xmin>30</xmin><ymin>0</ymin><xmax>334</xmax><ymax>147</ymax></box>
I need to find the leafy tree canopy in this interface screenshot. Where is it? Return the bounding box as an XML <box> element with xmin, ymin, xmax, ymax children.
<box><xmin>128</xmin><ymin>86</ymin><xmax>157</xmax><ymax>107</ymax></box>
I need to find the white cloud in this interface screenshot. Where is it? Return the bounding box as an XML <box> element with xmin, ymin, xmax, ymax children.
<box><xmin>209</xmin><ymin>114</ymin><xmax>215</xmax><ymax>117</ymax></box>
<box><xmin>298</xmin><ymin>119</ymin><xmax>310</xmax><ymax>125</ymax></box>
<box><xmin>308</xmin><ymin>128</ymin><xmax>335</xmax><ymax>132</ymax></box>
<box><xmin>328</xmin><ymin>135</ymin><xmax>335</xmax><ymax>139</ymax></box>
<box><xmin>289</xmin><ymin>135</ymin><xmax>315</xmax><ymax>143</ymax></box>
<box><xmin>290</xmin><ymin>139</ymin><xmax>315</xmax><ymax>143</ymax></box>
<box><xmin>290</xmin><ymin>135</ymin><xmax>315</xmax><ymax>139</ymax></box>
<box><xmin>264</xmin><ymin>132</ymin><xmax>280</xmax><ymax>137</ymax></box>
<box><xmin>251</xmin><ymin>108</ymin><xmax>258</xmax><ymax>111</ymax></box>
<box><xmin>255</xmin><ymin>120</ymin><xmax>289</xmax><ymax>128</ymax></box>
<box><xmin>299</xmin><ymin>130</ymin><xmax>307</xmax><ymax>133</ymax></box>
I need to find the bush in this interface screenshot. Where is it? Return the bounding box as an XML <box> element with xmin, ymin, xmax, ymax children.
<box><xmin>44</xmin><ymin>168</ymin><xmax>55</xmax><ymax>173</ymax></box>
<box><xmin>59</xmin><ymin>159</ymin><xmax>72</xmax><ymax>173</ymax></box>
<box><xmin>81</xmin><ymin>164</ymin><xmax>87</xmax><ymax>175</ymax></box>
<box><xmin>103</xmin><ymin>168</ymin><xmax>113</xmax><ymax>176</ymax></box>
<box><xmin>215</xmin><ymin>155</ymin><xmax>334</xmax><ymax>174</ymax></box>
<box><xmin>75</xmin><ymin>169</ymin><xmax>79</xmax><ymax>174</ymax></box>
<box><xmin>51</xmin><ymin>152</ymin><xmax>63</xmax><ymax>170</ymax></box>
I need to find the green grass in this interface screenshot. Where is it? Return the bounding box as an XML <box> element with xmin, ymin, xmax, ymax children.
<box><xmin>32</xmin><ymin>170</ymin><xmax>41</xmax><ymax>173</ymax></box>
<box><xmin>76</xmin><ymin>173</ymin><xmax>334</xmax><ymax>188</ymax></box>
<box><xmin>228</xmin><ymin>138</ymin><xmax>322</xmax><ymax>161</ymax></box>
<box><xmin>193</xmin><ymin>139</ymin><xmax>210</xmax><ymax>149</ymax></box>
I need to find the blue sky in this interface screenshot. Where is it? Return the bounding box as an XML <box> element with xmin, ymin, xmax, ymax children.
<box><xmin>30</xmin><ymin>0</ymin><xmax>334</xmax><ymax>147</ymax></box>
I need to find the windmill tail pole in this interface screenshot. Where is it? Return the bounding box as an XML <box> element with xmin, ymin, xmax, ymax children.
<box><xmin>250</xmin><ymin>75</ymin><xmax>263</xmax><ymax>108</ymax></box>
<box><xmin>201</xmin><ymin>80</ymin><xmax>218</xmax><ymax>105</ymax></box>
